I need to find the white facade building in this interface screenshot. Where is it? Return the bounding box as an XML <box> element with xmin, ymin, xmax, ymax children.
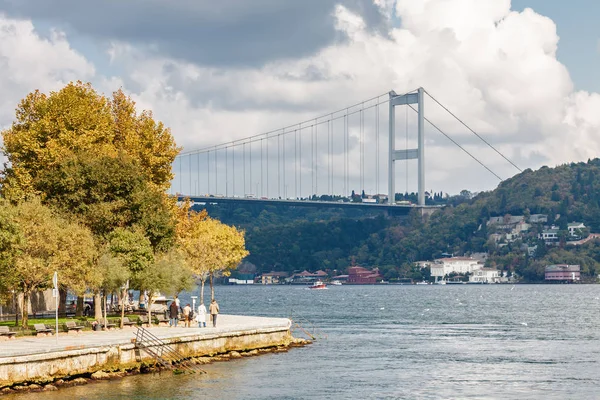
<box><xmin>568</xmin><ymin>222</ymin><xmax>585</xmax><ymax>237</ymax></box>
<box><xmin>430</xmin><ymin>257</ymin><xmax>483</xmax><ymax>278</ymax></box>
<box><xmin>469</xmin><ymin>268</ymin><xmax>501</xmax><ymax>283</ymax></box>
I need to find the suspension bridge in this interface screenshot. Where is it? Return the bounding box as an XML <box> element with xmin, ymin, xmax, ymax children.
<box><xmin>170</xmin><ymin>87</ymin><xmax>521</xmax><ymax>211</ymax></box>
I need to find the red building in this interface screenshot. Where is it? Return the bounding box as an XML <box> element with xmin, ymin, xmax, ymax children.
<box><xmin>545</xmin><ymin>264</ymin><xmax>580</xmax><ymax>281</ymax></box>
<box><xmin>347</xmin><ymin>266</ymin><xmax>382</xmax><ymax>284</ymax></box>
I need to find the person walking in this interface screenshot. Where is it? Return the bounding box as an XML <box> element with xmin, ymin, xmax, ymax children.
<box><xmin>209</xmin><ymin>299</ymin><xmax>219</xmax><ymax>328</ymax></box>
<box><xmin>183</xmin><ymin>303</ymin><xmax>192</xmax><ymax>327</ymax></box>
<box><xmin>169</xmin><ymin>300</ymin><xmax>179</xmax><ymax>327</ymax></box>
<box><xmin>197</xmin><ymin>303</ymin><xmax>207</xmax><ymax>328</ymax></box>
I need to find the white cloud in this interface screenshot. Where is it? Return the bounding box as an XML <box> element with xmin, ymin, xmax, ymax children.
<box><xmin>1</xmin><ymin>1</ymin><xmax>599</xmax><ymax>197</ymax></box>
<box><xmin>0</xmin><ymin>15</ymin><xmax>95</xmax><ymax>127</ymax></box>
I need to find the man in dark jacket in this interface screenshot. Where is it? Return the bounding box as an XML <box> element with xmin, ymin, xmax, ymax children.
<box><xmin>169</xmin><ymin>300</ymin><xmax>179</xmax><ymax>327</ymax></box>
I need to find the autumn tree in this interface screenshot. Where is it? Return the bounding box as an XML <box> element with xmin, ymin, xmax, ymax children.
<box><xmin>36</xmin><ymin>152</ymin><xmax>176</xmax><ymax>250</ymax></box>
<box><xmin>1</xmin><ymin>82</ymin><xmax>180</xmax><ymax>319</ymax></box>
<box><xmin>1</xmin><ymin>81</ymin><xmax>179</xmax><ymax>201</ymax></box>
<box><xmin>178</xmin><ymin>209</ymin><xmax>248</xmax><ymax>302</ymax></box>
<box><xmin>137</xmin><ymin>249</ymin><xmax>193</xmax><ymax>326</ymax></box>
<box><xmin>96</xmin><ymin>251</ymin><xmax>129</xmax><ymax>329</ymax></box>
<box><xmin>0</xmin><ymin>201</ymin><xmax>22</xmax><ymax>304</ymax></box>
<box><xmin>11</xmin><ymin>198</ymin><xmax>96</xmax><ymax>328</ymax></box>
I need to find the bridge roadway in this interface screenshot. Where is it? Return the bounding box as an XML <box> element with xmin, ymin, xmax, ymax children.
<box><xmin>178</xmin><ymin>195</ymin><xmax>443</xmax><ymax>215</ymax></box>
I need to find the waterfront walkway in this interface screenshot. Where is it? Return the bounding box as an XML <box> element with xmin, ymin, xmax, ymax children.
<box><xmin>0</xmin><ymin>314</ymin><xmax>291</xmax><ymax>359</ymax></box>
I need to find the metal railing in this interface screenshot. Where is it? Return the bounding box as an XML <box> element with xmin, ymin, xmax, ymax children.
<box><xmin>134</xmin><ymin>327</ymin><xmax>204</xmax><ymax>374</ymax></box>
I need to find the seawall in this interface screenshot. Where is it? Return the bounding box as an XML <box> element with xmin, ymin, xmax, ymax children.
<box><xmin>0</xmin><ymin>314</ymin><xmax>293</xmax><ymax>389</ymax></box>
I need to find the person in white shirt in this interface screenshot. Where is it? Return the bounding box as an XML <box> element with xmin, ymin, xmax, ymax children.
<box><xmin>197</xmin><ymin>303</ymin><xmax>207</xmax><ymax>328</ymax></box>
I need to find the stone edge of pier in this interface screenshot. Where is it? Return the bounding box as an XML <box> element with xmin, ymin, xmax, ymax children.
<box><xmin>0</xmin><ymin>316</ymin><xmax>309</xmax><ymax>392</ymax></box>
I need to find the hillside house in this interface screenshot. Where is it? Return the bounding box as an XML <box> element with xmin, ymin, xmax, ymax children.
<box><xmin>567</xmin><ymin>222</ymin><xmax>585</xmax><ymax>237</ymax></box>
<box><xmin>540</xmin><ymin>228</ymin><xmax>559</xmax><ymax>243</ymax></box>
<box><xmin>529</xmin><ymin>214</ymin><xmax>548</xmax><ymax>223</ymax></box>
<box><xmin>487</xmin><ymin>215</ymin><xmax>526</xmax><ymax>231</ymax></box>
<box><xmin>545</xmin><ymin>265</ymin><xmax>580</xmax><ymax>282</ymax></box>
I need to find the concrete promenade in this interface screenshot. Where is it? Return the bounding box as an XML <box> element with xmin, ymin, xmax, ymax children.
<box><xmin>0</xmin><ymin>314</ymin><xmax>293</xmax><ymax>388</ymax></box>
<box><xmin>0</xmin><ymin>314</ymin><xmax>291</xmax><ymax>359</ymax></box>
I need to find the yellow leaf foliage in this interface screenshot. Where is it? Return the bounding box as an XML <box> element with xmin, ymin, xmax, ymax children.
<box><xmin>177</xmin><ymin>208</ymin><xmax>249</xmax><ymax>277</ymax></box>
<box><xmin>1</xmin><ymin>82</ymin><xmax>180</xmax><ymax>201</ymax></box>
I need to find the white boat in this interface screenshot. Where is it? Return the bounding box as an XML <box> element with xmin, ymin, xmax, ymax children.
<box><xmin>308</xmin><ymin>281</ymin><xmax>328</xmax><ymax>290</ymax></box>
<box><xmin>415</xmin><ymin>281</ymin><xmax>430</xmax><ymax>285</ymax></box>
<box><xmin>330</xmin><ymin>280</ymin><xmax>342</xmax><ymax>286</ymax></box>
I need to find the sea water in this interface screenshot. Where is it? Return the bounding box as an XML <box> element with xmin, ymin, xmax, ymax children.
<box><xmin>7</xmin><ymin>284</ymin><xmax>600</xmax><ymax>399</ymax></box>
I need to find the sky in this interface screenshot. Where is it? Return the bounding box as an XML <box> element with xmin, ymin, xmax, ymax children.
<box><xmin>0</xmin><ymin>0</ymin><xmax>598</xmax><ymax>197</ymax></box>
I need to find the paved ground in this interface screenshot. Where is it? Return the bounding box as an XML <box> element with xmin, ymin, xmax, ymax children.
<box><xmin>0</xmin><ymin>314</ymin><xmax>290</xmax><ymax>359</ymax></box>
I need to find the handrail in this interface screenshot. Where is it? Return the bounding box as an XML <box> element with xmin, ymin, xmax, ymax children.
<box><xmin>134</xmin><ymin>327</ymin><xmax>204</xmax><ymax>374</ymax></box>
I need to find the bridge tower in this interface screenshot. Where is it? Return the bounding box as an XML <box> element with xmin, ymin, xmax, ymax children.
<box><xmin>388</xmin><ymin>87</ymin><xmax>425</xmax><ymax>206</ymax></box>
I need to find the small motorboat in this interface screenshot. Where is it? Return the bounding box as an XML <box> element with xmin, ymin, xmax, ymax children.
<box><xmin>308</xmin><ymin>280</ymin><xmax>328</xmax><ymax>290</ymax></box>
<box><xmin>330</xmin><ymin>280</ymin><xmax>342</xmax><ymax>286</ymax></box>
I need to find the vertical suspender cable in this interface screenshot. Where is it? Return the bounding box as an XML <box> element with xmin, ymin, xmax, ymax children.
<box><xmin>225</xmin><ymin>146</ymin><xmax>228</xmax><ymax>196</ymax></box>
<box><xmin>214</xmin><ymin>148</ymin><xmax>217</xmax><ymax>195</ymax></box>
<box><xmin>266</xmin><ymin>136</ymin><xmax>269</xmax><ymax>198</ymax></box>
<box><xmin>188</xmin><ymin>154</ymin><xmax>191</xmax><ymax>196</ymax></box>
<box><xmin>299</xmin><ymin>123</ymin><xmax>302</xmax><ymax>199</ymax></box>
<box><xmin>261</xmin><ymin>138</ymin><xmax>264</xmax><ymax>198</ymax></box>
<box><xmin>278</xmin><ymin>134</ymin><xmax>281</xmax><ymax>198</ymax></box>
<box><xmin>243</xmin><ymin>143</ymin><xmax>246</xmax><ymax>196</ymax></box>
<box><xmin>178</xmin><ymin>156</ymin><xmax>182</xmax><ymax>195</ymax></box>
<box><xmin>330</xmin><ymin>117</ymin><xmax>334</xmax><ymax>195</ymax></box>
<box><xmin>207</xmin><ymin>152</ymin><xmax>210</xmax><ymax>195</ymax></box>
<box><xmin>283</xmin><ymin>129</ymin><xmax>286</xmax><ymax>198</ymax></box>
<box><xmin>311</xmin><ymin>124</ymin><xmax>314</xmax><ymax>197</ymax></box>
<box><xmin>249</xmin><ymin>141</ymin><xmax>252</xmax><ymax>196</ymax></box>
<box><xmin>294</xmin><ymin>129</ymin><xmax>297</xmax><ymax>199</ymax></box>
<box><xmin>376</xmin><ymin>102</ymin><xmax>380</xmax><ymax>196</ymax></box>
<box><xmin>327</xmin><ymin>117</ymin><xmax>331</xmax><ymax>195</ymax></box>
<box><xmin>232</xmin><ymin>143</ymin><xmax>236</xmax><ymax>197</ymax></box>
<box><xmin>405</xmin><ymin>104</ymin><xmax>409</xmax><ymax>196</ymax></box>
<box><xmin>315</xmin><ymin>121</ymin><xmax>318</xmax><ymax>197</ymax></box>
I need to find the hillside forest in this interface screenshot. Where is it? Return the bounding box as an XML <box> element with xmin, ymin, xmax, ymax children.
<box><xmin>201</xmin><ymin>159</ymin><xmax>600</xmax><ymax>282</ymax></box>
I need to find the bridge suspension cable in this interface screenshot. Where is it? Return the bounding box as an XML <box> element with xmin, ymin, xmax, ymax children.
<box><xmin>407</xmin><ymin>104</ymin><xmax>503</xmax><ymax>181</ymax></box>
<box><xmin>424</xmin><ymin>89</ymin><xmax>522</xmax><ymax>173</ymax></box>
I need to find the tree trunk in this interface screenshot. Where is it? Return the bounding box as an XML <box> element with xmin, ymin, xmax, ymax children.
<box><xmin>21</xmin><ymin>290</ymin><xmax>29</xmax><ymax>329</ymax></box>
<box><xmin>58</xmin><ymin>288</ymin><xmax>67</xmax><ymax>316</ymax></box>
<box><xmin>94</xmin><ymin>292</ymin><xmax>102</xmax><ymax>320</ymax></box>
<box><xmin>147</xmin><ymin>295</ymin><xmax>153</xmax><ymax>327</ymax></box>
<box><xmin>75</xmin><ymin>296</ymin><xmax>84</xmax><ymax>317</ymax></box>
<box><xmin>13</xmin><ymin>292</ymin><xmax>18</xmax><ymax>327</ymax></box>
<box><xmin>139</xmin><ymin>291</ymin><xmax>146</xmax><ymax>309</ymax></box>
<box><xmin>200</xmin><ymin>278</ymin><xmax>206</xmax><ymax>305</ymax></box>
<box><xmin>102</xmin><ymin>292</ymin><xmax>108</xmax><ymax>330</ymax></box>
<box><xmin>120</xmin><ymin>289</ymin><xmax>126</xmax><ymax>329</ymax></box>
<box><xmin>210</xmin><ymin>272</ymin><xmax>214</xmax><ymax>301</ymax></box>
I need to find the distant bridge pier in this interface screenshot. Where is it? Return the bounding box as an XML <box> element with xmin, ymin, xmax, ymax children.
<box><xmin>388</xmin><ymin>87</ymin><xmax>425</xmax><ymax>206</ymax></box>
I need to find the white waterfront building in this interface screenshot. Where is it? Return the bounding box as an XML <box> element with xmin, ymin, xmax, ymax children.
<box><xmin>430</xmin><ymin>257</ymin><xmax>484</xmax><ymax>278</ymax></box>
<box><xmin>469</xmin><ymin>268</ymin><xmax>501</xmax><ymax>283</ymax></box>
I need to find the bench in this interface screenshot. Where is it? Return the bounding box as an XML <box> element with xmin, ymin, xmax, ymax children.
<box><xmin>65</xmin><ymin>321</ymin><xmax>84</xmax><ymax>334</ymax></box>
<box><xmin>0</xmin><ymin>326</ymin><xmax>16</xmax><ymax>340</ymax></box>
<box><xmin>34</xmin><ymin>323</ymin><xmax>54</xmax><ymax>336</ymax></box>
<box><xmin>103</xmin><ymin>321</ymin><xmax>117</xmax><ymax>330</ymax></box>
<box><xmin>121</xmin><ymin>317</ymin><xmax>137</xmax><ymax>328</ymax></box>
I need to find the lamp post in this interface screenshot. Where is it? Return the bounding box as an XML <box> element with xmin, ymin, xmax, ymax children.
<box><xmin>53</xmin><ymin>272</ymin><xmax>58</xmax><ymax>343</ymax></box>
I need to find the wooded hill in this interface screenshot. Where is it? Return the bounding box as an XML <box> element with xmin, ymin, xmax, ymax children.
<box><xmin>202</xmin><ymin>159</ymin><xmax>600</xmax><ymax>282</ymax></box>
